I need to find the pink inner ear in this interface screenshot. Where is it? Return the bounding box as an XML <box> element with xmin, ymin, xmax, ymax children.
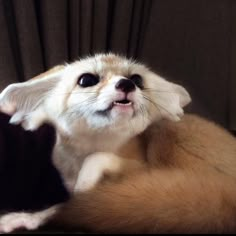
<box><xmin>0</xmin><ymin>102</ymin><xmax>16</xmax><ymax>115</ymax></box>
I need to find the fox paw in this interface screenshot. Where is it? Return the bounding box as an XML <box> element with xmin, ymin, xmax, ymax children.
<box><xmin>0</xmin><ymin>212</ymin><xmax>41</xmax><ymax>233</ymax></box>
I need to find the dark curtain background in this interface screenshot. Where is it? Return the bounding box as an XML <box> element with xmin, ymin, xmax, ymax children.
<box><xmin>0</xmin><ymin>0</ymin><xmax>235</xmax><ymax>131</ymax></box>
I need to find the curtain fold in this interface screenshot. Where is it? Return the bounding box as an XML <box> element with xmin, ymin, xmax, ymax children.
<box><xmin>13</xmin><ymin>0</ymin><xmax>44</xmax><ymax>79</ymax></box>
<box><xmin>0</xmin><ymin>0</ymin><xmax>235</xmax><ymax>131</ymax></box>
<box><xmin>0</xmin><ymin>0</ymin><xmax>19</xmax><ymax>88</ymax></box>
<box><xmin>230</xmin><ymin>0</ymin><xmax>236</xmax><ymax>130</ymax></box>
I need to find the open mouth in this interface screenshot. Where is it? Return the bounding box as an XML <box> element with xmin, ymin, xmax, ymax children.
<box><xmin>113</xmin><ymin>99</ymin><xmax>132</xmax><ymax>106</ymax></box>
<box><xmin>96</xmin><ymin>99</ymin><xmax>133</xmax><ymax>116</ymax></box>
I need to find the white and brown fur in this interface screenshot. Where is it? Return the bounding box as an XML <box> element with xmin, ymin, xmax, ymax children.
<box><xmin>0</xmin><ymin>54</ymin><xmax>236</xmax><ymax>233</ymax></box>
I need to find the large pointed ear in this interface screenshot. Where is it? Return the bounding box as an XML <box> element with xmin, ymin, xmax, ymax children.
<box><xmin>148</xmin><ymin>72</ymin><xmax>191</xmax><ymax>121</ymax></box>
<box><xmin>0</xmin><ymin>65</ymin><xmax>65</xmax><ymax>130</ymax></box>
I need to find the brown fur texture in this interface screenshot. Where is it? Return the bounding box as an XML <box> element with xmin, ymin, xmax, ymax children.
<box><xmin>47</xmin><ymin>114</ymin><xmax>236</xmax><ymax>233</ymax></box>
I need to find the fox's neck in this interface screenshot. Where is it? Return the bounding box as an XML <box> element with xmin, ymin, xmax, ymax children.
<box><xmin>52</xmin><ymin>129</ymin><xmax>133</xmax><ymax>191</ymax></box>
<box><xmin>59</xmin><ymin>129</ymin><xmax>130</xmax><ymax>154</ymax></box>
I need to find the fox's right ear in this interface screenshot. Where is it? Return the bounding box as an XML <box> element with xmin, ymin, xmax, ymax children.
<box><xmin>0</xmin><ymin>65</ymin><xmax>65</xmax><ymax>130</ymax></box>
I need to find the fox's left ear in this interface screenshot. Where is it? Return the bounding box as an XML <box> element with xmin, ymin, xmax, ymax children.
<box><xmin>0</xmin><ymin>66</ymin><xmax>65</xmax><ymax>130</ymax></box>
<box><xmin>172</xmin><ymin>83</ymin><xmax>191</xmax><ymax>108</ymax></box>
<box><xmin>148</xmin><ymin>72</ymin><xmax>191</xmax><ymax>121</ymax></box>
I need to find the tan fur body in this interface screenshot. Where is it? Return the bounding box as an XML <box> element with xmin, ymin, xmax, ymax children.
<box><xmin>51</xmin><ymin>114</ymin><xmax>236</xmax><ymax>234</ymax></box>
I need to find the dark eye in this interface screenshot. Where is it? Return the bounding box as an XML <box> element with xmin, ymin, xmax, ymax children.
<box><xmin>78</xmin><ymin>73</ymin><xmax>99</xmax><ymax>87</ymax></box>
<box><xmin>130</xmin><ymin>74</ymin><xmax>144</xmax><ymax>89</ymax></box>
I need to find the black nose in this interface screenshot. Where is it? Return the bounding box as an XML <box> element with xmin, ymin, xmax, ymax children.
<box><xmin>115</xmin><ymin>79</ymin><xmax>136</xmax><ymax>93</ymax></box>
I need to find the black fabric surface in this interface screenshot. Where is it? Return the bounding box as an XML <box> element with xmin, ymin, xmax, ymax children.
<box><xmin>0</xmin><ymin>112</ymin><xmax>69</xmax><ymax>213</ymax></box>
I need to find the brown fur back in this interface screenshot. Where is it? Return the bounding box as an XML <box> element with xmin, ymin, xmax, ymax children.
<box><xmin>49</xmin><ymin>114</ymin><xmax>236</xmax><ymax>233</ymax></box>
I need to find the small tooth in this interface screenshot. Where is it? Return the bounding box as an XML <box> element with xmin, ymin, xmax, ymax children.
<box><xmin>113</xmin><ymin>101</ymin><xmax>132</xmax><ymax>106</ymax></box>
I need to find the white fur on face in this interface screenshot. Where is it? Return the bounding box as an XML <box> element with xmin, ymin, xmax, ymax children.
<box><xmin>0</xmin><ymin>53</ymin><xmax>191</xmax><ymax>138</ymax></box>
<box><xmin>65</xmin><ymin>69</ymin><xmax>149</xmax><ymax>133</ymax></box>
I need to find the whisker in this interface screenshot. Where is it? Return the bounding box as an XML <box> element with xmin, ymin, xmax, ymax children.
<box><xmin>142</xmin><ymin>95</ymin><xmax>163</xmax><ymax>119</ymax></box>
<box><xmin>139</xmin><ymin>104</ymin><xmax>146</xmax><ymax>129</ymax></box>
<box><xmin>143</xmin><ymin>88</ymin><xmax>180</xmax><ymax>95</ymax></box>
<box><xmin>141</xmin><ymin>104</ymin><xmax>152</xmax><ymax>124</ymax></box>
<box><xmin>62</xmin><ymin>97</ymin><xmax>97</xmax><ymax>117</ymax></box>
<box><xmin>142</xmin><ymin>94</ymin><xmax>176</xmax><ymax>118</ymax></box>
<box><xmin>48</xmin><ymin>91</ymin><xmax>97</xmax><ymax>97</ymax></box>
